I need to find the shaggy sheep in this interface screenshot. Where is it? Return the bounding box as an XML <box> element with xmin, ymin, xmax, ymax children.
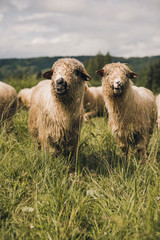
<box><xmin>0</xmin><ymin>81</ymin><xmax>17</xmax><ymax>127</ymax></box>
<box><xmin>156</xmin><ymin>94</ymin><xmax>160</xmax><ymax>129</ymax></box>
<box><xmin>96</xmin><ymin>62</ymin><xmax>156</xmax><ymax>161</ymax></box>
<box><xmin>28</xmin><ymin>58</ymin><xmax>91</xmax><ymax>156</ymax></box>
<box><xmin>83</xmin><ymin>85</ymin><xmax>105</xmax><ymax>121</ymax></box>
<box><xmin>17</xmin><ymin>87</ymin><xmax>35</xmax><ymax>109</ymax></box>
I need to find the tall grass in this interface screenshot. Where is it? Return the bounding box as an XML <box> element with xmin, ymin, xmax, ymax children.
<box><xmin>0</xmin><ymin>110</ymin><xmax>160</xmax><ymax>240</ymax></box>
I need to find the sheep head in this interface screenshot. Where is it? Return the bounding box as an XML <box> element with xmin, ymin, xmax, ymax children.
<box><xmin>96</xmin><ymin>62</ymin><xmax>138</xmax><ymax>97</ymax></box>
<box><xmin>42</xmin><ymin>58</ymin><xmax>91</xmax><ymax>96</ymax></box>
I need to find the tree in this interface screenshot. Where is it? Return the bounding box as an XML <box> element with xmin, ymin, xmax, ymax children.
<box><xmin>137</xmin><ymin>60</ymin><xmax>160</xmax><ymax>94</ymax></box>
<box><xmin>36</xmin><ymin>70</ymin><xmax>42</xmax><ymax>79</ymax></box>
<box><xmin>105</xmin><ymin>52</ymin><xmax>112</xmax><ymax>64</ymax></box>
<box><xmin>84</xmin><ymin>52</ymin><xmax>112</xmax><ymax>85</ymax></box>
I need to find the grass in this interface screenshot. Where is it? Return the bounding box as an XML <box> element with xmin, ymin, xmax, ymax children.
<box><xmin>0</xmin><ymin>110</ymin><xmax>160</xmax><ymax>240</ymax></box>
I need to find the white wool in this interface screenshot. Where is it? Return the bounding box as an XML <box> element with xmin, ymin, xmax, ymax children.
<box><xmin>156</xmin><ymin>94</ymin><xmax>160</xmax><ymax>129</ymax></box>
<box><xmin>28</xmin><ymin>58</ymin><xmax>90</xmax><ymax>156</ymax></box>
<box><xmin>83</xmin><ymin>85</ymin><xmax>105</xmax><ymax>121</ymax></box>
<box><xmin>101</xmin><ymin>62</ymin><xmax>156</xmax><ymax>160</ymax></box>
<box><xmin>17</xmin><ymin>87</ymin><xmax>35</xmax><ymax>108</ymax></box>
<box><xmin>0</xmin><ymin>81</ymin><xmax>17</xmax><ymax>127</ymax></box>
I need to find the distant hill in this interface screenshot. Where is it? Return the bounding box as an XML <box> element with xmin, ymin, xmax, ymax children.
<box><xmin>0</xmin><ymin>55</ymin><xmax>160</xmax><ymax>81</ymax></box>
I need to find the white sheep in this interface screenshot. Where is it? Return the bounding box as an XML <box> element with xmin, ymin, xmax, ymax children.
<box><xmin>0</xmin><ymin>81</ymin><xmax>17</xmax><ymax>127</ymax></box>
<box><xmin>96</xmin><ymin>62</ymin><xmax>157</xmax><ymax>161</ymax></box>
<box><xmin>17</xmin><ymin>87</ymin><xmax>35</xmax><ymax>109</ymax></box>
<box><xmin>156</xmin><ymin>94</ymin><xmax>160</xmax><ymax>129</ymax></box>
<box><xmin>83</xmin><ymin>85</ymin><xmax>105</xmax><ymax>121</ymax></box>
<box><xmin>28</xmin><ymin>58</ymin><xmax>91</xmax><ymax>156</ymax></box>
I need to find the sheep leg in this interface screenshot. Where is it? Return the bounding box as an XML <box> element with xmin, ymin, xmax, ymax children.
<box><xmin>134</xmin><ymin>134</ymin><xmax>147</xmax><ymax>163</ymax></box>
<box><xmin>137</xmin><ymin>145</ymin><xmax>147</xmax><ymax>163</ymax></box>
<box><xmin>118</xmin><ymin>141</ymin><xmax>129</xmax><ymax>160</ymax></box>
<box><xmin>84</xmin><ymin>110</ymin><xmax>97</xmax><ymax>121</ymax></box>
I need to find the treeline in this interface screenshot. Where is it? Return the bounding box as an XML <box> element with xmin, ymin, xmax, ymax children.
<box><xmin>136</xmin><ymin>60</ymin><xmax>160</xmax><ymax>94</ymax></box>
<box><xmin>0</xmin><ymin>56</ymin><xmax>90</xmax><ymax>81</ymax></box>
<box><xmin>84</xmin><ymin>52</ymin><xmax>112</xmax><ymax>85</ymax></box>
<box><xmin>84</xmin><ymin>53</ymin><xmax>160</xmax><ymax>93</ymax></box>
<box><xmin>0</xmin><ymin>53</ymin><xmax>160</xmax><ymax>94</ymax></box>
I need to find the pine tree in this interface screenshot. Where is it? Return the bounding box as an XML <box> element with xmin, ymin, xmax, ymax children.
<box><xmin>105</xmin><ymin>52</ymin><xmax>112</xmax><ymax>64</ymax></box>
<box><xmin>137</xmin><ymin>60</ymin><xmax>160</xmax><ymax>94</ymax></box>
<box><xmin>36</xmin><ymin>70</ymin><xmax>42</xmax><ymax>79</ymax></box>
<box><xmin>84</xmin><ymin>52</ymin><xmax>112</xmax><ymax>85</ymax></box>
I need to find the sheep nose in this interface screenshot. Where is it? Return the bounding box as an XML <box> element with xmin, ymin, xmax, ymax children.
<box><xmin>114</xmin><ymin>78</ymin><xmax>122</xmax><ymax>88</ymax></box>
<box><xmin>56</xmin><ymin>78</ymin><xmax>67</xmax><ymax>89</ymax></box>
<box><xmin>115</xmin><ymin>79</ymin><xmax>121</xmax><ymax>85</ymax></box>
<box><xmin>56</xmin><ymin>78</ymin><xmax>65</xmax><ymax>85</ymax></box>
<box><xmin>55</xmin><ymin>78</ymin><xmax>67</xmax><ymax>95</ymax></box>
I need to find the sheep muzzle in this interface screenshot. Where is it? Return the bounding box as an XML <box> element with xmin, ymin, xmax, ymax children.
<box><xmin>113</xmin><ymin>78</ymin><xmax>123</xmax><ymax>96</ymax></box>
<box><xmin>55</xmin><ymin>78</ymin><xmax>67</xmax><ymax>95</ymax></box>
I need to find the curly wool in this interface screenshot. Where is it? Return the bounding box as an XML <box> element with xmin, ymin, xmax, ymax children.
<box><xmin>0</xmin><ymin>81</ymin><xmax>17</xmax><ymax>125</ymax></box>
<box><xmin>83</xmin><ymin>85</ymin><xmax>105</xmax><ymax>120</ymax></box>
<box><xmin>28</xmin><ymin>58</ymin><xmax>90</xmax><ymax>156</ymax></box>
<box><xmin>17</xmin><ymin>87</ymin><xmax>35</xmax><ymax>109</ymax></box>
<box><xmin>100</xmin><ymin>62</ymin><xmax>157</xmax><ymax>159</ymax></box>
<box><xmin>156</xmin><ymin>94</ymin><xmax>160</xmax><ymax>129</ymax></box>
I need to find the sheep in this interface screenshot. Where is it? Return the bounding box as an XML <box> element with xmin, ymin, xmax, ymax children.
<box><xmin>28</xmin><ymin>58</ymin><xmax>91</xmax><ymax>156</ymax></box>
<box><xmin>96</xmin><ymin>62</ymin><xmax>157</xmax><ymax>161</ymax></box>
<box><xmin>0</xmin><ymin>81</ymin><xmax>17</xmax><ymax>128</ymax></box>
<box><xmin>17</xmin><ymin>87</ymin><xmax>35</xmax><ymax>109</ymax></box>
<box><xmin>83</xmin><ymin>85</ymin><xmax>106</xmax><ymax>121</ymax></box>
<box><xmin>156</xmin><ymin>94</ymin><xmax>160</xmax><ymax>129</ymax></box>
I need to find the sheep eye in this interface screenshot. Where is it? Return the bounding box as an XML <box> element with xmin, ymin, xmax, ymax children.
<box><xmin>75</xmin><ymin>69</ymin><xmax>81</xmax><ymax>76</ymax></box>
<box><xmin>105</xmin><ymin>72</ymin><xmax>109</xmax><ymax>77</ymax></box>
<box><xmin>75</xmin><ymin>69</ymin><xmax>91</xmax><ymax>81</ymax></box>
<box><xmin>75</xmin><ymin>69</ymin><xmax>84</xmax><ymax>79</ymax></box>
<box><xmin>126</xmin><ymin>73</ymin><xmax>130</xmax><ymax>78</ymax></box>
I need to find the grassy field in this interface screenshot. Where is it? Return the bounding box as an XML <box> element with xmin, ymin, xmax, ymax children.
<box><xmin>0</xmin><ymin>109</ymin><xmax>160</xmax><ymax>240</ymax></box>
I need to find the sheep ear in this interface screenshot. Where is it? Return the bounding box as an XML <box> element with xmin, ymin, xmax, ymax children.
<box><xmin>81</xmin><ymin>70</ymin><xmax>91</xmax><ymax>81</ymax></box>
<box><xmin>128</xmin><ymin>71</ymin><xmax>138</xmax><ymax>79</ymax></box>
<box><xmin>42</xmin><ymin>69</ymin><xmax>53</xmax><ymax>79</ymax></box>
<box><xmin>96</xmin><ymin>69</ymin><xmax>104</xmax><ymax>77</ymax></box>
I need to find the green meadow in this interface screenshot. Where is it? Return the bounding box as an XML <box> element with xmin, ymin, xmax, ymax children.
<box><xmin>0</xmin><ymin>108</ymin><xmax>160</xmax><ymax>240</ymax></box>
<box><xmin>1</xmin><ymin>56</ymin><xmax>160</xmax><ymax>239</ymax></box>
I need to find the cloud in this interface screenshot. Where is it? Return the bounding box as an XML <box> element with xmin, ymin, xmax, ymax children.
<box><xmin>0</xmin><ymin>13</ymin><xmax>3</xmax><ymax>22</ymax></box>
<box><xmin>27</xmin><ymin>0</ymin><xmax>87</xmax><ymax>14</ymax></box>
<box><xmin>18</xmin><ymin>12</ymin><xmax>54</xmax><ymax>22</ymax></box>
<box><xmin>0</xmin><ymin>0</ymin><xmax>160</xmax><ymax>58</ymax></box>
<box><xmin>10</xmin><ymin>0</ymin><xmax>28</xmax><ymax>11</ymax></box>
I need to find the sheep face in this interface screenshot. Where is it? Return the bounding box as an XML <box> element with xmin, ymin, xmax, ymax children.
<box><xmin>42</xmin><ymin>58</ymin><xmax>91</xmax><ymax>98</ymax></box>
<box><xmin>97</xmin><ymin>63</ymin><xmax>138</xmax><ymax>98</ymax></box>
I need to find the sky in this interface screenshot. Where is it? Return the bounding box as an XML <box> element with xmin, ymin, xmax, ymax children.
<box><xmin>0</xmin><ymin>0</ymin><xmax>160</xmax><ymax>59</ymax></box>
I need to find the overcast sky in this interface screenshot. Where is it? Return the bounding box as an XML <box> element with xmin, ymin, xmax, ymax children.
<box><xmin>0</xmin><ymin>0</ymin><xmax>160</xmax><ymax>59</ymax></box>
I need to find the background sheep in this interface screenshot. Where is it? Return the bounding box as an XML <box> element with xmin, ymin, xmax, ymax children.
<box><xmin>156</xmin><ymin>94</ymin><xmax>160</xmax><ymax>129</ymax></box>
<box><xmin>28</xmin><ymin>58</ymin><xmax>91</xmax><ymax>156</ymax></box>
<box><xmin>83</xmin><ymin>85</ymin><xmax>106</xmax><ymax>121</ymax></box>
<box><xmin>0</xmin><ymin>81</ymin><xmax>17</xmax><ymax>128</ymax></box>
<box><xmin>17</xmin><ymin>87</ymin><xmax>35</xmax><ymax>109</ymax></box>
<box><xmin>96</xmin><ymin>62</ymin><xmax>157</xmax><ymax>161</ymax></box>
